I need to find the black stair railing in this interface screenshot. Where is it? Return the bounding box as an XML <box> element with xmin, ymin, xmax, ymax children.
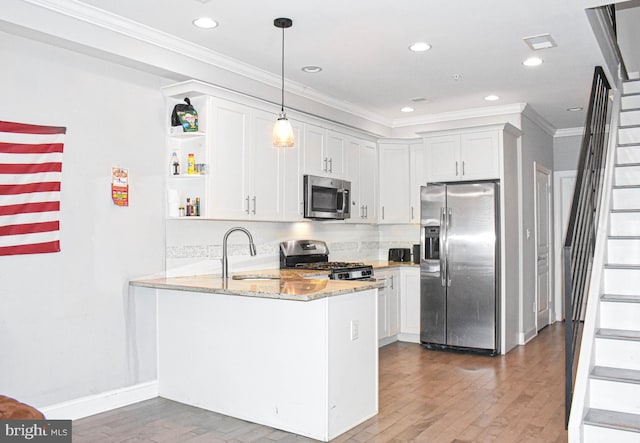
<box><xmin>563</xmin><ymin>66</ymin><xmax>612</xmax><ymax>427</ymax></box>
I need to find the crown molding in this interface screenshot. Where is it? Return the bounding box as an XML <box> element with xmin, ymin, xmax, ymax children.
<box><xmin>391</xmin><ymin>103</ymin><xmax>527</xmax><ymax>129</ymax></box>
<box><xmin>22</xmin><ymin>0</ymin><xmax>391</xmax><ymax>127</ymax></box>
<box><xmin>554</xmin><ymin>127</ymin><xmax>585</xmax><ymax>137</ymax></box>
<box><xmin>521</xmin><ymin>104</ymin><xmax>557</xmax><ymax>137</ymax></box>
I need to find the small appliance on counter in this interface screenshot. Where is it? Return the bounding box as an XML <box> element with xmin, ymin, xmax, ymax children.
<box><xmin>388</xmin><ymin>248</ymin><xmax>411</xmax><ymax>263</ymax></box>
<box><xmin>280</xmin><ymin>240</ymin><xmax>373</xmax><ymax>280</ymax></box>
<box><xmin>413</xmin><ymin>244</ymin><xmax>420</xmax><ymax>264</ymax></box>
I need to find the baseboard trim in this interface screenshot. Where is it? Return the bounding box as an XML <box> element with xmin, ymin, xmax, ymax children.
<box><xmin>518</xmin><ymin>328</ymin><xmax>537</xmax><ymax>345</ymax></box>
<box><xmin>397</xmin><ymin>333</ymin><xmax>420</xmax><ymax>344</ymax></box>
<box><xmin>39</xmin><ymin>381</ymin><xmax>159</xmax><ymax>420</ymax></box>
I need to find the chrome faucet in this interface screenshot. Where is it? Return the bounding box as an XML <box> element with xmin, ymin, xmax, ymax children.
<box><xmin>222</xmin><ymin>227</ymin><xmax>257</xmax><ymax>279</ymax></box>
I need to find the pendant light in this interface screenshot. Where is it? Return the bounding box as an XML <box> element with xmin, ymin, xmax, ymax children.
<box><xmin>273</xmin><ymin>17</ymin><xmax>295</xmax><ymax>148</ymax></box>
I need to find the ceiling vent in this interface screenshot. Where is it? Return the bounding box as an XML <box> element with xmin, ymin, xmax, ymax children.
<box><xmin>411</xmin><ymin>97</ymin><xmax>429</xmax><ymax>103</ymax></box>
<box><xmin>523</xmin><ymin>34</ymin><xmax>557</xmax><ymax>50</ymax></box>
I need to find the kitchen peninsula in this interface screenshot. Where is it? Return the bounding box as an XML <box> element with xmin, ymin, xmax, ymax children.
<box><xmin>130</xmin><ymin>273</ymin><xmax>380</xmax><ymax>442</ymax></box>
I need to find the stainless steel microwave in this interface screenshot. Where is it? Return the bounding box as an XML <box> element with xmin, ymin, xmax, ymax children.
<box><xmin>303</xmin><ymin>175</ymin><xmax>351</xmax><ymax>220</ymax></box>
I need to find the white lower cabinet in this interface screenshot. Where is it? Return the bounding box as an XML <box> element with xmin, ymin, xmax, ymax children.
<box><xmin>378</xmin><ymin>267</ymin><xmax>421</xmax><ymax>346</ymax></box>
<box><xmin>377</xmin><ymin>269</ymin><xmax>400</xmax><ymax>346</ymax></box>
<box><xmin>399</xmin><ymin>267</ymin><xmax>421</xmax><ymax>342</ymax></box>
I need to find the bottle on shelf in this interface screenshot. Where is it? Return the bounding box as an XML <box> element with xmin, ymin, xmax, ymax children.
<box><xmin>187</xmin><ymin>153</ymin><xmax>195</xmax><ymax>175</ymax></box>
<box><xmin>195</xmin><ymin>197</ymin><xmax>200</xmax><ymax>216</ymax></box>
<box><xmin>186</xmin><ymin>198</ymin><xmax>191</xmax><ymax>216</ymax></box>
<box><xmin>170</xmin><ymin>152</ymin><xmax>180</xmax><ymax>175</ymax></box>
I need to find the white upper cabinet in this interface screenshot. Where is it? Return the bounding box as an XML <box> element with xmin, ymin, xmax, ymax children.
<box><xmin>281</xmin><ymin>120</ymin><xmax>304</xmax><ymax>222</ymax></box>
<box><xmin>209</xmin><ymin>98</ymin><xmax>250</xmax><ymax>219</ymax></box>
<box><xmin>424</xmin><ymin>128</ymin><xmax>500</xmax><ymax>183</ymax></box>
<box><xmin>303</xmin><ymin>123</ymin><xmax>327</xmax><ymax>177</ymax></box>
<box><xmin>409</xmin><ymin>142</ymin><xmax>426</xmax><ymax>223</ymax></box>
<box><xmin>247</xmin><ymin>109</ymin><xmax>281</xmax><ymax>221</ymax></box>
<box><xmin>346</xmin><ymin>138</ymin><xmax>377</xmax><ymax>223</ymax></box>
<box><xmin>459</xmin><ymin>131</ymin><xmax>500</xmax><ymax>180</ymax></box>
<box><xmin>378</xmin><ymin>143</ymin><xmax>411</xmax><ymax>224</ymax></box>
<box><xmin>303</xmin><ymin>125</ymin><xmax>345</xmax><ymax>177</ymax></box>
<box><xmin>325</xmin><ymin>130</ymin><xmax>346</xmax><ymax>177</ymax></box>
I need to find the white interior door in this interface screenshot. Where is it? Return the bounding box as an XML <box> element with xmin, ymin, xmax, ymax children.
<box><xmin>535</xmin><ymin>164</ymin><xmax>552</xmax><ymax>330</ymax></box>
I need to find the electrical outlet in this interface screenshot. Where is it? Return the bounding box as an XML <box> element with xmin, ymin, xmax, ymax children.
<box><xmin>350</xmin><ymin>320</ymin><xmax>359</xmax><ymax>341</ymax></box>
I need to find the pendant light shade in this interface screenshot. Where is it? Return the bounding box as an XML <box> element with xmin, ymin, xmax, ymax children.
<box><xmin>273</xmin><ymin>17</ymin><xmax>295</xmax><ymax>148</ymax></box>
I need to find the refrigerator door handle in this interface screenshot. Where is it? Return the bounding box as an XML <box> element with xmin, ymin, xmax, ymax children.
<box><xmin>440</xmin><ymin>207</ymin><xmax>446</xmax><ymax>287</ymax></box>
<box><xmin>447</xmin><ymin>208</ymin><xmax>452</xmax><ymax>287</ymax></box>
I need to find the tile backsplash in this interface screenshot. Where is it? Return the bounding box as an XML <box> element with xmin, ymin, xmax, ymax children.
<box><xmin>164</xmin><ymin>220</ymin><xmax>419</xmax><ymax>277</ymax></box>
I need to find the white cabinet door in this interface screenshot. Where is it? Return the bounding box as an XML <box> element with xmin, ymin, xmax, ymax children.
<box><xmin>377</xmin><ymin>270</ymin><xmax>400</xmax><ymax>343</ymax></box>
<box><xmin>281</xmin><ymin>120</ymin><xmax>304</xmax><ymax>221</ymax></box>
<box><xmin>387</xmin><ymin>272</ymin><xmax>400</xmax><ymax>337</ymax></box>
<box><xmin>359</xmin><ymin>142</ymin><xmax>377</xmax><ymax>222</ymax></box>
<box><xmin>210</xmin><ymin>99</ymin><xmax>250</xmax><ymax>219</ymax></box>
<box><xmin>400</xmin><ymin>268</ymin><xmax>421</xmax><ymax>335</ymax></box>
<box><xmin>249</xmin><ymin>109</ymin><xmax>281</xmax><ymax>221</ymax></box>
<box><xmin>326</xmin><ymin>130</ymin><xmax>346</xmax><ymax>177</ymax></box>
<box><xmin>424</xmin><ymin>130</ymin><xmax>500</xmax><ymax>183</ymax></box>
<box><xmin>424</xmin><ymin>135</ymin><xmax>460</xmax><ymax>182</ymax></box>
<box><xmin>378</xmin><ymin>289</ymin><xmax>388</xmax><ymax>340</ymax></box>
<box><xmin>460</xmin><ymin>131</ymin><xmax>500</xmax><ymax>180</ymax></box>
<box><xmin>409</xmin><ymin>142</ymin><xmax>426</xmax><ymax>223</ymax></box>
<box><xmin>304</xmin><ymin>123</ymin><xmax>327</xmax><ymax>176</ymax></box>
<box><xmin>378</xmin><ymin>144</ymin><xmax>410</xmax><ymax>224</ymax></box>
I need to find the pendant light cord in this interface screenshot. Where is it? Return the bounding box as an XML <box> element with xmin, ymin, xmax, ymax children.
<box><xmin>281</xmin><ymin>25</ymin><xmax>285</xmax><ymax>113</ymax></box>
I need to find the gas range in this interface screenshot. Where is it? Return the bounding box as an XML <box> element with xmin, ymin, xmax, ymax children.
<box><xmin>280</xmin><ymin>240</ymin><xmax>374</xmax><ymax>281</ymax></box>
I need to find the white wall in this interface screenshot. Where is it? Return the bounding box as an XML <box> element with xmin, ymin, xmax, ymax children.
<box><xmin>519</xmin><ymin>115</ymin><xmax>554</xmax><ymax>342</ymax></box>
<box><xmin>0</xmin><ymin>32</ymin><xmax>166</xmax><ymax>408</ymax></box>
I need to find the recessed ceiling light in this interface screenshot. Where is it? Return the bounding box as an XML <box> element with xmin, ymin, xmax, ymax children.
<box><xmin>301</xmin><ymin>66</ymin><xmax>323</xmax><ymax>73</ymax></box>
<box><xmin>523</xmin><ymin>57</ymin><xmax>543</xmax><ymax>67</ymax></box>
<box><xmin>484</xmin><ymin>95</ymin><xmax>500</xmax><ymax>101</ymax></box>
<box><xmin>567</xmin><ymin>107</ymin><xmax>583</xmax><ymax>112</ymax></box>
<box><xmin>401</xmin><ymin>107</ymin><xmax>415</xmax><ymax>113</ymax></box>
<box><xmin>192</xmin><ymin>17</ymin><xmax>218</xmax><ymax>29</ymax></box>
<box><xmin>409</xmin><ymin>42</ymin><xmax>431</xmax><ymax>52</ymax></box>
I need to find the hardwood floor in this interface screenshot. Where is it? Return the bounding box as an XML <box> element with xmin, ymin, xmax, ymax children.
<box><xmin>73</xmin><ymin>323</ymin><xmax>567</xmax><ymax>442</ymax></box>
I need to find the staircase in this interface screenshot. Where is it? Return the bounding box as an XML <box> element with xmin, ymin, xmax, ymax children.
<box><xmin>577</xmin><ymin>78</ymin><xmax>640</xmax><ymax>442</ymax></box>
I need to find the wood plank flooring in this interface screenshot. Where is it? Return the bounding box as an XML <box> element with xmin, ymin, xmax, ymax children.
<box><xmin>73</xmin><ymin>323</ymin><xmax>567</xmax><ymax>442</ymax></box>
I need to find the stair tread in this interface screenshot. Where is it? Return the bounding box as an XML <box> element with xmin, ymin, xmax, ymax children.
<box><xmin>619</xmin><ymin>124</ymin><xmax>640</xmax><ymax>129</ymax></box>
<box><xmin>584</xmin><ymin>408</ymin><xmax>640</xmax><ymax>433</ymax></box>
<box><xmin>622</xmin><ymin>107</ymin><xmax>640</xmax><ymax>112</ymax></box>
<box><xmin>615</xmin><ymin>162</ymin><xmax>640</xmax><ymax>167</ymax></box>
<box><xmin>613</xmin><ymin>184</ymin><xmax>640</xmax><ymax>189</ymax></box>
<box><xmin>596</xmin><ymin>328</ymin><xmax>640</xmax><ymax>341</ymax></box>
<box><xmin>602</xmin><ymin>294</ymin><xmax>640</xmax><ymax>303</ymax></box>
<box><xmin>608</xmin><ymin>236</ymin><xmax>640</xmax><ymax>240</ymax></box>
<box><xmin>611</xmin><ymin>209</ymin><xmax>640</xmax><ymax>213</ymax></box>
<box><xmin>592</xmin><ymin>366</ymin><xmax>640</xmax><ymax>384</ymax></box>
<box><xmin>624</xmin><ymin>92</ymin><xmax>640</xmax><ymax>97</ymax></box>
<box><xmin>618</xmin><ymin>142</ymin><xmax>640</xmax><ymax>147</ymax></box>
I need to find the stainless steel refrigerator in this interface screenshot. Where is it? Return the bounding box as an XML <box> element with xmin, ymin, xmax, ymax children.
<box><xmin>420</xmin><ymin>182</ymin><xmax>500</xmax><ymax>355</ymax></box>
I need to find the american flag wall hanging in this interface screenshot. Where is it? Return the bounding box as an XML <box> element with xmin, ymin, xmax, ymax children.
<box><xmin>0</xmin><ymin>121</ymin><xmax>66</xmax><ymax>256</ymax></box>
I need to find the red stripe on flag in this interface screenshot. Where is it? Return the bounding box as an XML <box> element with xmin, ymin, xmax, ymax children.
<box><xmin>0</xmin><ymin>221</ymin><xmax>59</xmax><ymax>236</ymax></box>
<box><xmin>0</xmin><ymin>121</ymin><xmax>66</xmax><ymax>135</ymax></box>
<box><xmin>0</xmin><ymin>143</ymin><xmax>64</xmax><ymax>154</ymax></box>
<box><xmin>0</xmin><ymin>201</ymin><xmax>60</xmax><ymax>216</ymax></box>
<box><xmin>0</xmin><ymin>240</ymin><xmax>60</xmax><ymax>256</ymax></box>
<box><xmin>0</xmin><ymin>182</ymin><xmax>61</xmax><ymax>195</ymax></box>
<box><xmin>0</xmin><ymin>163</ymin><xmax>62</xmax><ymax>174</ymax></box>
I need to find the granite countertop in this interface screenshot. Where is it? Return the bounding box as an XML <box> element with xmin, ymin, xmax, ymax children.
<box><xmin>130</xmin><ymin>269</ymin><xmax>382</xmax><ymax>302</ymax></box>
<box><xmin>367</xmin><ymin>260</ymin><xmax>420</xmax><ymax>269</ymax></box>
